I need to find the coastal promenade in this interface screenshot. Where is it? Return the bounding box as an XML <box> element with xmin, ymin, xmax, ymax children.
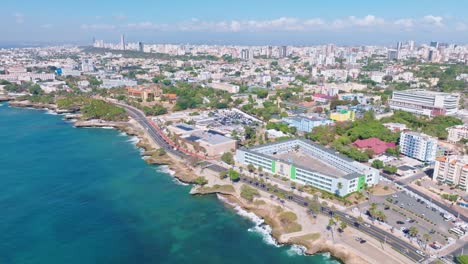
<box><xmin>111</xmin><ymin>100</ymin><xmax>427</xmax><ymax>263</ymax></box>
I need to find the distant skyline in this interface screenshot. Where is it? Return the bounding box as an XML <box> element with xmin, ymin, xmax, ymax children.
<box><xmin>2</xmin><ymin>0</ymin><xmax>468</xmax><ymax>46</ymax></box>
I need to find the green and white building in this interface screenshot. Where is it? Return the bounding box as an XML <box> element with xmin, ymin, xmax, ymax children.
<box><xmin>235</xmin><ymin>139</ymin><xmax>380</xmax><ymax>196</ymax></box>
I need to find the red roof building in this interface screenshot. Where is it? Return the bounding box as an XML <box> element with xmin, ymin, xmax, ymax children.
<box><xmin>352</xmin><ymin>138</ymin><xmax>396</xmax><ymax>155</ymax></box>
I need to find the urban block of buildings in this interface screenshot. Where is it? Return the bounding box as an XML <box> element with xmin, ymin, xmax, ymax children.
<box><xmin>399</xmin><ymin>131</ymin><xmax>438</xmax><ymax>162</ymax></box>
<box><xmin>235</xmin><ymin>139</ymin><xmax>380</xmax><ymax>196</ymax></box>
<box><xmin>282</xmin><ymin>116</ymin><xmax>333</xmax><ymax>133</ymax></box>
<box><xmin>389</xmin><ymin>89</ymin><xmax>460</xmax><ymax>116</ymax></box>
<box><xmin>447</xmin><ymin>125</ymin><xmax>468</xmax><ymax>143</ymax></box>
<box><xmin>330</xmin><ymin>109</ymin><xmax>355</xmax><ymax>122</ymax></box>
<box><xmin>433</xmin><ymin>155</ymin><xmax>468</xmax><ymax>192</ymax></box>
<box><xmin>168</xmin><ymin>123</ymin><xmax>237</xmax><ymax>157</ymax></box>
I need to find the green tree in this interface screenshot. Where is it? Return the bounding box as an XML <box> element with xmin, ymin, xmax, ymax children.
<box><xmin>371</xmin><ymin>159</ymin><xmax>384</xmax><ymax>169</ymax></box>
<box><xmin>383</xmin><ymin>165</ymin><xmax>398</xmax><ymax>175</ymax></box>
<box><xmin>228</xmin><ymin>169</ymin><xmax>240</xmax><ymax>182</ymax></box>
<box><xmin>221</xmin><ymin>152</ymin><xmax>235</xmax><ymax>165</ymax></box>
<box><xmin>408</xmin><ymin>226</ymin><xmax>418</xmax><ymax>237</ymax></box>
<box><xmin>194</xmin><ymin>176</ymin><xmax>208</xmax><ymax>186</ymax></box>
<box><xmin>28</xmin><ymin>84</ymin><xmax>43</xmax><ymax>95</ymax></box>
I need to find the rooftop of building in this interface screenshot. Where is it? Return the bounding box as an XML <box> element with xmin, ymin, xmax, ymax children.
<box><xmin>191</xmin><ymin>131</ymin><xmax>236</xmax><ymax>145</ymax></box>
<box><xmin>393</xmin><ymin>89</ymin><xmax>458</xmax><ymax>97</ymax></box>
<box><xmin>274</xmin><ymin>150</ymin><xmax>347</xmax><ymax>177</ymax></box>
<box><xmin>353</xmin><ymin>138</ymin><xmax>396</xmax><ymax>155</ymax></box>
<box><xmin>243</xmin><ymin>138</ymin><xmax>367</xmax><ymax>179</ymax></box>
<box><xmin>401</xmin><ymin>130</ymin><xmax>438</xmax><ymax>140</ymax></box>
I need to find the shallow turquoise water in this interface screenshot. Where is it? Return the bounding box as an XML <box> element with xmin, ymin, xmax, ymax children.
<box><xmin>0</xmin><ymin>103</ymin><xmax>337</xmax><ymax>264</ymax></box>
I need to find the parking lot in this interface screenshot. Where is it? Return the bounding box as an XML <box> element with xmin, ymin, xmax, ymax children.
<box><xmin>361</xmin><ymin>190</ymin><xmax>457</xmax><ymax>247</ymax></box>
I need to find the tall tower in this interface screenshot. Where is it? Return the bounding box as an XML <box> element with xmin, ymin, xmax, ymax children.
<box><xmin>120</xmin><ymin>34</ymin><xmax>126</xmax><ymax>50</ymax></box>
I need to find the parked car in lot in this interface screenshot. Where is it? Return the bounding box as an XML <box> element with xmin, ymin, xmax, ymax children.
<box><xmin>396</xmin><ymin>221</ymin><xmax>405</xmax><ymax>225</ymax></box>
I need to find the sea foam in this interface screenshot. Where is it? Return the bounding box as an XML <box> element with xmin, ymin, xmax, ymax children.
<box><xmin>217</xmin><ymin>194</ymin><xmax>279</xmax><ymax>247</ymax></box>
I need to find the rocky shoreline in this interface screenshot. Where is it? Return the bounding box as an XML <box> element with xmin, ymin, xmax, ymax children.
<box><xmin>8</xmin><ymin>99</ymin><xmax>370</xmax><ymax>264</ymax></box>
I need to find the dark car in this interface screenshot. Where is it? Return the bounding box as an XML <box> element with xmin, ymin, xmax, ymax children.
<box><xmin>396</xmin><ymin>221</ymin><xmax>405</xmax><ymax>224</ymax></box>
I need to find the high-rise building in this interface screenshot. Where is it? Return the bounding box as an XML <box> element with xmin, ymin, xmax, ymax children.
<box><xmin>389</xmin><ymin>89</ymin><xmax>460</xmax><ymax>116</ymax></box>
<box><xmin>120</xmin><ymin>34</ymin><xmax>126</xmax><ymax>50</ymax></box>
<box><xmin>240</xmin><ymin>49</ymin><xmax>250</xmax><ymax>60</ymax></box>
<box><xmin>430</xmin><ymin>41</ymin><xmax>439</xmax><ymax>49</ymax></box>
<box><xmin>138</xmin><ymin>42</ymin><xmax>144</xmax><ymax>52</ymax></box>
<box><xmin>396</xmin><ymin>41</ymin><xmax>403</xmax><ymax>51</ymax></box>
<box><xmin>279</xmin><ymin>46</ymin><xmax>287</xmax><ymax>58</ymax></box>
<box><xmin>388</xmin><ymin>49</ymin><xmax>398</xmax><ymax>60</ymax></box>
<box><xmin>408</xmin><ymin>40</ymin><xmax>415</xmax><ymax>51</ymax></box>
<box><xmin>399</xmin><ymin>131</ymin><xmax>438</xmax><ymax>162</ymax></box>
<box><xmin>267</xmin><ymin>46</ymin><xmax>273</xmax><ymax>58</ymax></box>
<box><xmin>433</xmin><ymin>155</ymin><xmax>468</xmax><ymax>192</ymax></box>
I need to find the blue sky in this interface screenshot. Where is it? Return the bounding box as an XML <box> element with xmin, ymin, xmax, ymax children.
<box><xmin>2</xmin><ymin>0</ymin><xmax>468</xmax><ymax>45</ymax></box>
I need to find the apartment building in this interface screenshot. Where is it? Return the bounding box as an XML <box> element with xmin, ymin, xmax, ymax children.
<box><xmin>447</xmin><ymin>125</ymin><xmax>468</xmax><ymax>143</ymax></box>
<box><xmin>399</xmin><ymin>131</ymin><xmax>438</xmax><ymax>162</ymax></box>
<box><xmin>433</xmin><ymin>155</ymin><xmax>468</xmax><ymax>192</ymax></box>
<box><xmin>235</xmin><ymin>139</ymin><xmax>380</xmax><ymax>196</ymax></box>
<box><xmin>282</xmin><ymin>116</ymin><xmax>333</xmax><ymax>133</ymax></box>
<box><xmin>389</xmin><ymin>89</ymin><xmax>460</xmax><ymax>116</ymax></box>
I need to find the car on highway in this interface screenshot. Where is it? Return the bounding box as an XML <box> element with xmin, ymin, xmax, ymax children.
<box><xmin>416</xmin><ymin>250</ymin><xmax>425</xmax><ymax>256</ymax></box>
<box><xmin>363</xmin><ymin>223</ymin><xmax>371</xmax><ymax>228</ymax></box>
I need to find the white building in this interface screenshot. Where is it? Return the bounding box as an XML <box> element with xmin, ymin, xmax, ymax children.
<box><xmin>101</xmin><ymin>79</ymin><xmax>137</xmax><ymax>89</ymax></box>
<box><xmin>447</xmin><ymin>125</ymin><xmax>468</xmax><ymax>143</ymax></box>
<box><xmin>235</xmin><ymin>139</ymin><xmax>380</xmax><ymax>196</ymax></box>
<box><xmin>433</xmin><ymin>155</ymin><xmax>468</xmax><ymax>192</ymax></box>
<box><xmin>389</xmin><ymin>89</ymin><xmax>460</xmax><ymax>116</ymax></box>
<box><xmin>399</xmin><ymin>131</ymin><xmax>438</xmax><ymax>162</ymax></box>
<box><xmin>209</xmin><ymin>82</ymin><xmax>239</xmax><ymax>93</ymax></box>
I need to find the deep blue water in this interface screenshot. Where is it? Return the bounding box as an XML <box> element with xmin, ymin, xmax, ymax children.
<box><xmin>0</xmin><ymin>103</ymin><xmax>336</xmax><ymax>264</ymax></box>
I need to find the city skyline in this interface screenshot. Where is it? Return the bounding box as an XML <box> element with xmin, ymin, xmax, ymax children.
<box><xmin>1</xmin><ymin>0</ymin><xmax>468</xmax><ymax>46</ymax></box>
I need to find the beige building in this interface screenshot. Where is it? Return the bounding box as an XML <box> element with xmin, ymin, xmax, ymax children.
<box><xmin>447</xmin><ymin>125</ymin><xmax>468</xmax><ymax>143</ymax></box>
<box><xmin>182</xmin><ymin>131</ymin><xmax>237</xmax><ymax>157</ymax></box>
<box><xmin>433</xmin><ymin>155</ymin><xmax>468</xmax><ymax>192</ymax></box>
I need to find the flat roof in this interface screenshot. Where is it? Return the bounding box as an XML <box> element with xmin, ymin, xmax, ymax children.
<box><xmin>274</xmin><ymin>150</ymin><xmax>347</xmax><ymax>177</ymax></box>
<box><xmin>175</xmin><ymin>124</ymin><xmax>194</xmax><ymax>131</ymax></box>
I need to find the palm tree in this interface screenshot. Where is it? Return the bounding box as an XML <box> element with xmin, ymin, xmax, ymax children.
<box><xmin>339</xmin><ymin>221</ymin><xmax>348</xmax><ymax>232</ymax></box>
<box><xmin>422</xmin><ymin>233</ymin><xmax>431</xmax><ymax>250</ymax></box>
<box><xmin>409</xmin><ymin>226</ymin><xmax>419</xmax><ymax>237</ymax></box>
<box><xmin>357</xmin><ymin>216</ymin><xmax>364</xmax><ymax>226</ymax></box>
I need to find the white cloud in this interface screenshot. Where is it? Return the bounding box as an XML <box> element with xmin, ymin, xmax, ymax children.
<box><xmin>80</xmin><ymin>15</ymin><xmax>461</xmax><ymax>34</ymax></box>
<box><xmin>394</xmin><ymin>18</ymin><xmax>414</xmax><ymax>28</ymax></box>
<box><xmin>348</xmin><ymin>15</ymin><xmax>384</xmax><ymax>26</ymax></box>
<box><xmin>14</xmin><ymin>13</ymin><xmax>25</xmax><ymax>24</ymax></box>
<box><xmin>125</xmin><ymin>21</ymin><xmax>167</xmax><ymax>30</ymax></box>
<box><xmin>80</xmin><ymin>24</ymin><xmax>116</xmax><ymax>30</ymax></box>
<box><xmin>422</xmin><ymin>15</ymin><xmax>444</xmax><ymax>27</ymax></box>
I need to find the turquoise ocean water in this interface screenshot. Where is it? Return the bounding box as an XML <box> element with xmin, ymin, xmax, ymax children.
<box><xmin>0</xmin><ymin>103</ymin><xmax>337</xmax><ymax>264</ymax></box>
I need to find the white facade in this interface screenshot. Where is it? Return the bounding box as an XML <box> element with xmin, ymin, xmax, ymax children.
<box><xmin>399</xmin><ymin>131</ymin><xmax>438</xmax><ymax>162</ymax></box>
<box><xmin>447</xmin><ymin>125</ymin><xmax>468</xmax><ymax>143</ymax></box>
<box><xmin>235</xmin><ymin>139</ymin><xmax>380</xmax><ymax>196</ymax></box>
<box><xmin>433</xmin><ymin>155</ymin><xmax>468</xmax><ymax>192</ymax></box>
<box><xmin>389</xmin><ymin>89</ymin><xmax>460</xmax><ymax>116</ymax></box>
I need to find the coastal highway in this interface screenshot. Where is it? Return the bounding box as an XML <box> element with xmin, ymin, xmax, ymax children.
<box><xmin>112</xmin><ymin>100</ymin><xmax>227</xmax><ymax>174</ymax></box>
<box><xmin>111</xmin><ymin>101</ymin><xmax>425</xmax><ymax>263</ymax></box>
<box><xmin>112</xmin><ymin>101</ymin><xmax>187</xmax><ymax>159</ymax></box>
<box><xmin>238</xmin><ymin>176</ymin><xmax>427</xmax><ymax>263</ymax></box>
